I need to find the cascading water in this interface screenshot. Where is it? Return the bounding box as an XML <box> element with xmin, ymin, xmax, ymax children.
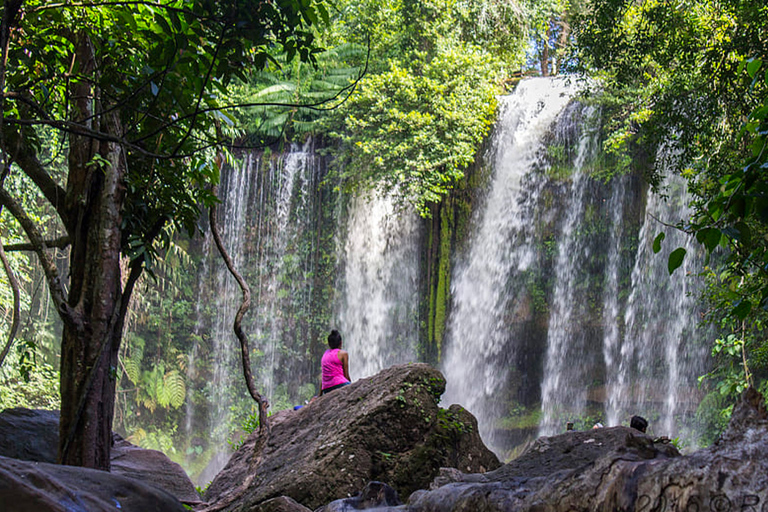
<box><xmin>208</xmin><ymin>151</ymin><xmax>256</xmax><ymax>443</ymax></box>
<box><xmin>187</xmin><ymin>138</ymin><xmax>336</xmax><ymax>483</ymax></box>
<box><xmin>442</xmin><ymin>78</ymin><xmax>581</xmax><ymax>449</ymax></box>
<box><xmin>252</xmin><ymin>142</ymin><xmax>313</xmax><ymax>395</ymax></box>
<box><xmin>602</xmin><ymin>176</ymin><xmax>629</xmax><ymax>428</ymax></box>
<box><xmin>609</xmin><ymin>174</ymin><xmax>706</xmax><ymax>437</ymax></box>
<box><xmin>538</xmin><ymin>106</ymin><xmax>600</xmax><ymax>436</ymax></box>
<box><xmin>443</xmin><ymin>76</ymin><xmax>707</xmax><ymax>453</ymax></box>
<box><xmin>337</xmin><ymin>190</ymin><xmax>422</xmax><ymax>379</ymax></box>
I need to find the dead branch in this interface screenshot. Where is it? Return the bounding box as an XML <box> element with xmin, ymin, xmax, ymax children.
<box><xmin>0</xmin><ymin>187</ymin><xmax>73</xmax><ymax>326</ymax></box>
<box><xmin>208</xmin><ymin>182</ymin><xmax>271</xmax><ymax>436</ymax></box>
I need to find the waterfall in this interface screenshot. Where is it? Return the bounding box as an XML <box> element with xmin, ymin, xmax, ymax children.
<box><xmin>603</xmin><ymin>176</ymin><xmax>628</xmax><ymax>428</ymax></box>
<box><xmin>251</xmin><ymin>141</ymin><xmax>313</xmax><ymax>396</ymax></box>
<box><xmin>209</xmin><ymin>151</ymin><xmax>256</xmax><ymax>443</ymax></box>
<box><xmin>538</xmin><ymin>106</ymin><xmax>600</xmax><ymax>436</ymax></box>
<box><xmin>187</xmin><ymin>138</ymin><xmax>333</xmax><ymax>483</ymax></box>
<box><xmin>179</xmin><ymin>78</ymin><xmax>708</xmax><ymax>478</ymax></box>
<box><xmin>610</xmin><ymin>174</ymin><xmax>705</xmax><ymax>437</ymax></box>
<box><xmin>442</xmin><ymin>76</ymin><xmax>707</xmax><ymax>453</ymax></box>
<box><xmin>442</xmin><ymin>77</ymin><xmax>580</xmax><ymax>449</ymax></box>
<box><xmin>338</xmin><ymin>189</ymin><xmax>422</xmax><ymax>379</ymax></box>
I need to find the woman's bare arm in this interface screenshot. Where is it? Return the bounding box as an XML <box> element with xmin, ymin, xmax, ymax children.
<box><xmin>340</xmin><ymin>350</ymin><xmax>351</xmax><ymax>382</ymax></box>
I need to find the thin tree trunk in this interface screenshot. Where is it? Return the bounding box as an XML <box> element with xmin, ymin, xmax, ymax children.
<box><xmin>0</xmin><ymin>236</ymin><xmax>20</xmax><ymax>368</ymax></box>
<box><xmin>541</xmin><ymin>22</ymin><xmax>552</xmax><ymax>77</ymax></box>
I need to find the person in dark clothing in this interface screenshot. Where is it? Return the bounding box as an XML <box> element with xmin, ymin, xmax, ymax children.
<box><xmin>630</xmin><ymin>415</ymin><xmax>648</xmax><ymax>433</ymax></box>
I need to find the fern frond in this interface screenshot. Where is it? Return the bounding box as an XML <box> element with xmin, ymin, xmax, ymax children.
<box><xmin>123</xmin><ymin>357</ymin><xmax>141</xmax><ymax>384</ymax></box>
<box><xmin>163</xmin><ymin>370</ymin><xmax>186</xmax><ymax>409</ymax></box>
<box><xmin>253</xmin><ymin>83</ymin><xmax>297</xmax><ymax>99</ymax></box>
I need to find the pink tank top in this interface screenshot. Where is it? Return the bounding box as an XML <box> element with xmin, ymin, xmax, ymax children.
<box><xmin>321</xmin><ymin>349</ymin><xmax>349</xmax><ymax>390</ymax></box>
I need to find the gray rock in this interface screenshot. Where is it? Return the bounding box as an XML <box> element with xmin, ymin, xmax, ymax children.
<box><xmin>204</xmin><ymin>363</ymin><xmax>500</xmax><ymax>511</ymax></box>
<box><xmin>317</xmin><ymin>481</ymin><xmax>402</xmax><ymax>511</ymax></box>
<box><xmin>405</xmin><ymin>386</ymin><xmax>768</xmax><ymax>511</ymax></box>
<box><xmin>0</xmin><ymin>408</ymin><xmax>59</xmax><ymax>463</ymax></box>
<box><xmin>0</xmin><ymin>454</ymin><xmax>187</xmax><ymax>512</ymax></box>
<box><xmin>111</xmin><ymin>433</ymin><xmax>203</xmax><ymax>504</ymax></box>
<box><xmin>0</xmin><ymin>408</ymin><xmax>200</xmax><ymax>504</ymax></box>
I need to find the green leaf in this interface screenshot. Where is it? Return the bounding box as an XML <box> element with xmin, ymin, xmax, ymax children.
<box><xmin>668</xmin><ymin>247</ymin><xmax>686</xmax><ymax>275</ymax></box>
<box><xmin>653</xmin><ymin>231</ymin><xmax>665</xmax><ymax>254</ymax></box>
<box><xmin>696</xmin><ymin>228</ymin><xmax>722</xmax><ymax>253</ymax></box>
<box><xmin>747</xmin><ymin>59</ymin><xmax>762</xmax><ymax>79</ymax></box>
<box><xmin>734</xmin><ymin>221</ymin><xmax>751</xmax><ymax>246</ymax></box>
<box><xmin>732</xmin><ymin>299</ymin><xmax>752</xmax><ymax>320</ymax></box>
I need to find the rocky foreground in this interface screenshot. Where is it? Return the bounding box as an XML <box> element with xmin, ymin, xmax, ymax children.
<box><xmin>202</xmin><ymin>363</ymin><xmax>499</xmax><ymax>511</ymax></box>
<box><xmin>1</xmin><ymin>364</ymin><xmax>767</xmax><ymax>511</ymax></box>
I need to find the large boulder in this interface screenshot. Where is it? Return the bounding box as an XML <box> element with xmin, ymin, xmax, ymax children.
<box><xmin>404</xmin><ymin>386</ymin><xmax>768</xmax><ymax>511</ymax></box>
<box><xmin>0</xmin><ymin>455</ymin><xmax>187</xmax><ymax>512</ymax></box>
<box><xmin>0</xmin><ymin>408</ymin><xmax>200</xmax><ymax>505</ymax></box>
<box><xmin>204</xmin><ymin>363</ymin><xmax>500</xmax><ymax>511</ymax></box>
<box><xmin>0</xmin><ymin>408</ymin><xmax>59</xmax><ymax>463</ymax></box>
<box><xmin>111</xmin><ymin>433</ymin><xmax>203</xmax><ymax>504</ymax></box>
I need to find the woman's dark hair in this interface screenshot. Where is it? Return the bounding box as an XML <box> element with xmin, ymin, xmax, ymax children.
<box><xmin>328</xmin><ymin>329</ymin><xmax>342</xmax><ymax>349</ymax></box>
<box><xmin>630</xmin><ymin>415</ymin><xmax>648</xmax><ymax>433</ymax></box>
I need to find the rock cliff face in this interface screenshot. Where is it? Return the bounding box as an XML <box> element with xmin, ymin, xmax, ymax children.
<box><xmin>203</xmin><ymin>363</ymin><xmax>500</xmax><ymax>511</ymax></box>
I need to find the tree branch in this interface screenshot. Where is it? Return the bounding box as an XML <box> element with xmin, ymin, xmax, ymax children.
<box><xmin>4</xmin><ymin>235</ymin><xmax>70</xmax><ymax>252</ymax></box>
<box><xmin>29</xmin><ymin>1</ymin><xmax>208</xmax><ymax>19</ymax></box>
<box><xmin>0</xmin><ymin>235</ymin><xmax>20</xmax><ymax>369</ymax></box>
<box><xmin>171</xmin><ymin>24</ymin><xmax>228</xmax><ymax>158</ymax></box>
<box><xmin>3</xmin><ymin>128</ymin><xmax>69</xmax><ymax>222</ymax></box>
<box><xmin>134</xmin><ymin>54</ymin><xmax>369</xmax><ymax>147</ymax></box>
<box><xmin>209</xmin><ymin>181</ymin><xmax>270</xmax><ymax>436</ymax></box>
<box><xmin>0</xmin><ymin>186</ymin><xmax>73</xmax><ymax>326</ymax></box>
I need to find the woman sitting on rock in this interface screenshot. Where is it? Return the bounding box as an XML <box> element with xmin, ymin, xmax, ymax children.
<box><xmin>320</xmin><ymin>329</ymin><xmax>351</xmax><ymax>395</ymax></box>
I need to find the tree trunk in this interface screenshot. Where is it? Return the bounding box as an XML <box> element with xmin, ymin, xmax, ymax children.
<box><xmin>58</xmin><ymin>31</ymin><xmax>128</xmax><ymax>469</ymax></box>
<box><xmin>541</xmin><ymin>22</ymin><xmax>552</xmax><ymax>77</ymax></box>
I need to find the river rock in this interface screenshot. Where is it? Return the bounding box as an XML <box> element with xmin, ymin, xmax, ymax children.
<box><xmin>203</xmin><ymin>363</ymin><xmax>500</xmax><ymax>511</ymax></box>
<box><xmin>316</xmin><ymin>481</ymin><xmax>402</xmax><ymax>511</ymax></box>
<box><xmin>404</xmin><ymin>386</ymin><xmax>768</xmax><ymax>511</ymax></box>
<box><xmin>0</xmin><ymin>454</ymin><xmax>187</xmax><ymax>512</ymax></box>
<box><xmin>0</xmin><ymin>408</ymin><xmax>200</xmax><ymax>505</ymax></box>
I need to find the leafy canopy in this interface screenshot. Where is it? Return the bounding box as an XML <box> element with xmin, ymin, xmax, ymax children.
<box><xmin>327</xmin><ymin>0</ymin><xmax>526</xmax><ymax>215</ymax></box>
<box><xmin>4</xmin><ymin>0</ymin><xmax>328</xmax><ymax>266</ymax></box>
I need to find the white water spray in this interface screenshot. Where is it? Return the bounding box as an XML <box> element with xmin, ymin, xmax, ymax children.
<box><xmin>538</xmin><ymin>106</ymin><xmax>600</xmax><ymax>436</ymax></box>
<box><xmin>442</xmin><ymin>78</ymin><xmax>580</xmax><ymax>448</ymax></box>
<box><xmin>338</xmin><ymin>189</ymin><xmax>421</xmax><ymax>379</ymax></box>
<box><xmin>611</xmin><ymin>175</ymin><xmax>704</xmax><ymax>436</ymax></box>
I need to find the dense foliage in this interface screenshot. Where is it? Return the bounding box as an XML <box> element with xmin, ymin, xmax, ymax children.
<box><xmin>328</xmin><ymin>0</ymin><xmax>523</xmax><ymax>214</ymax></box>
<box><xmin>0</xmin><ymin>0</ymin><xmax>327</xmax><ymax>468</ymax></box>
<box><xmin>230</xmin><ymin>0</ymin><xmax>530</xmax><ymax>215</ymax></box>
